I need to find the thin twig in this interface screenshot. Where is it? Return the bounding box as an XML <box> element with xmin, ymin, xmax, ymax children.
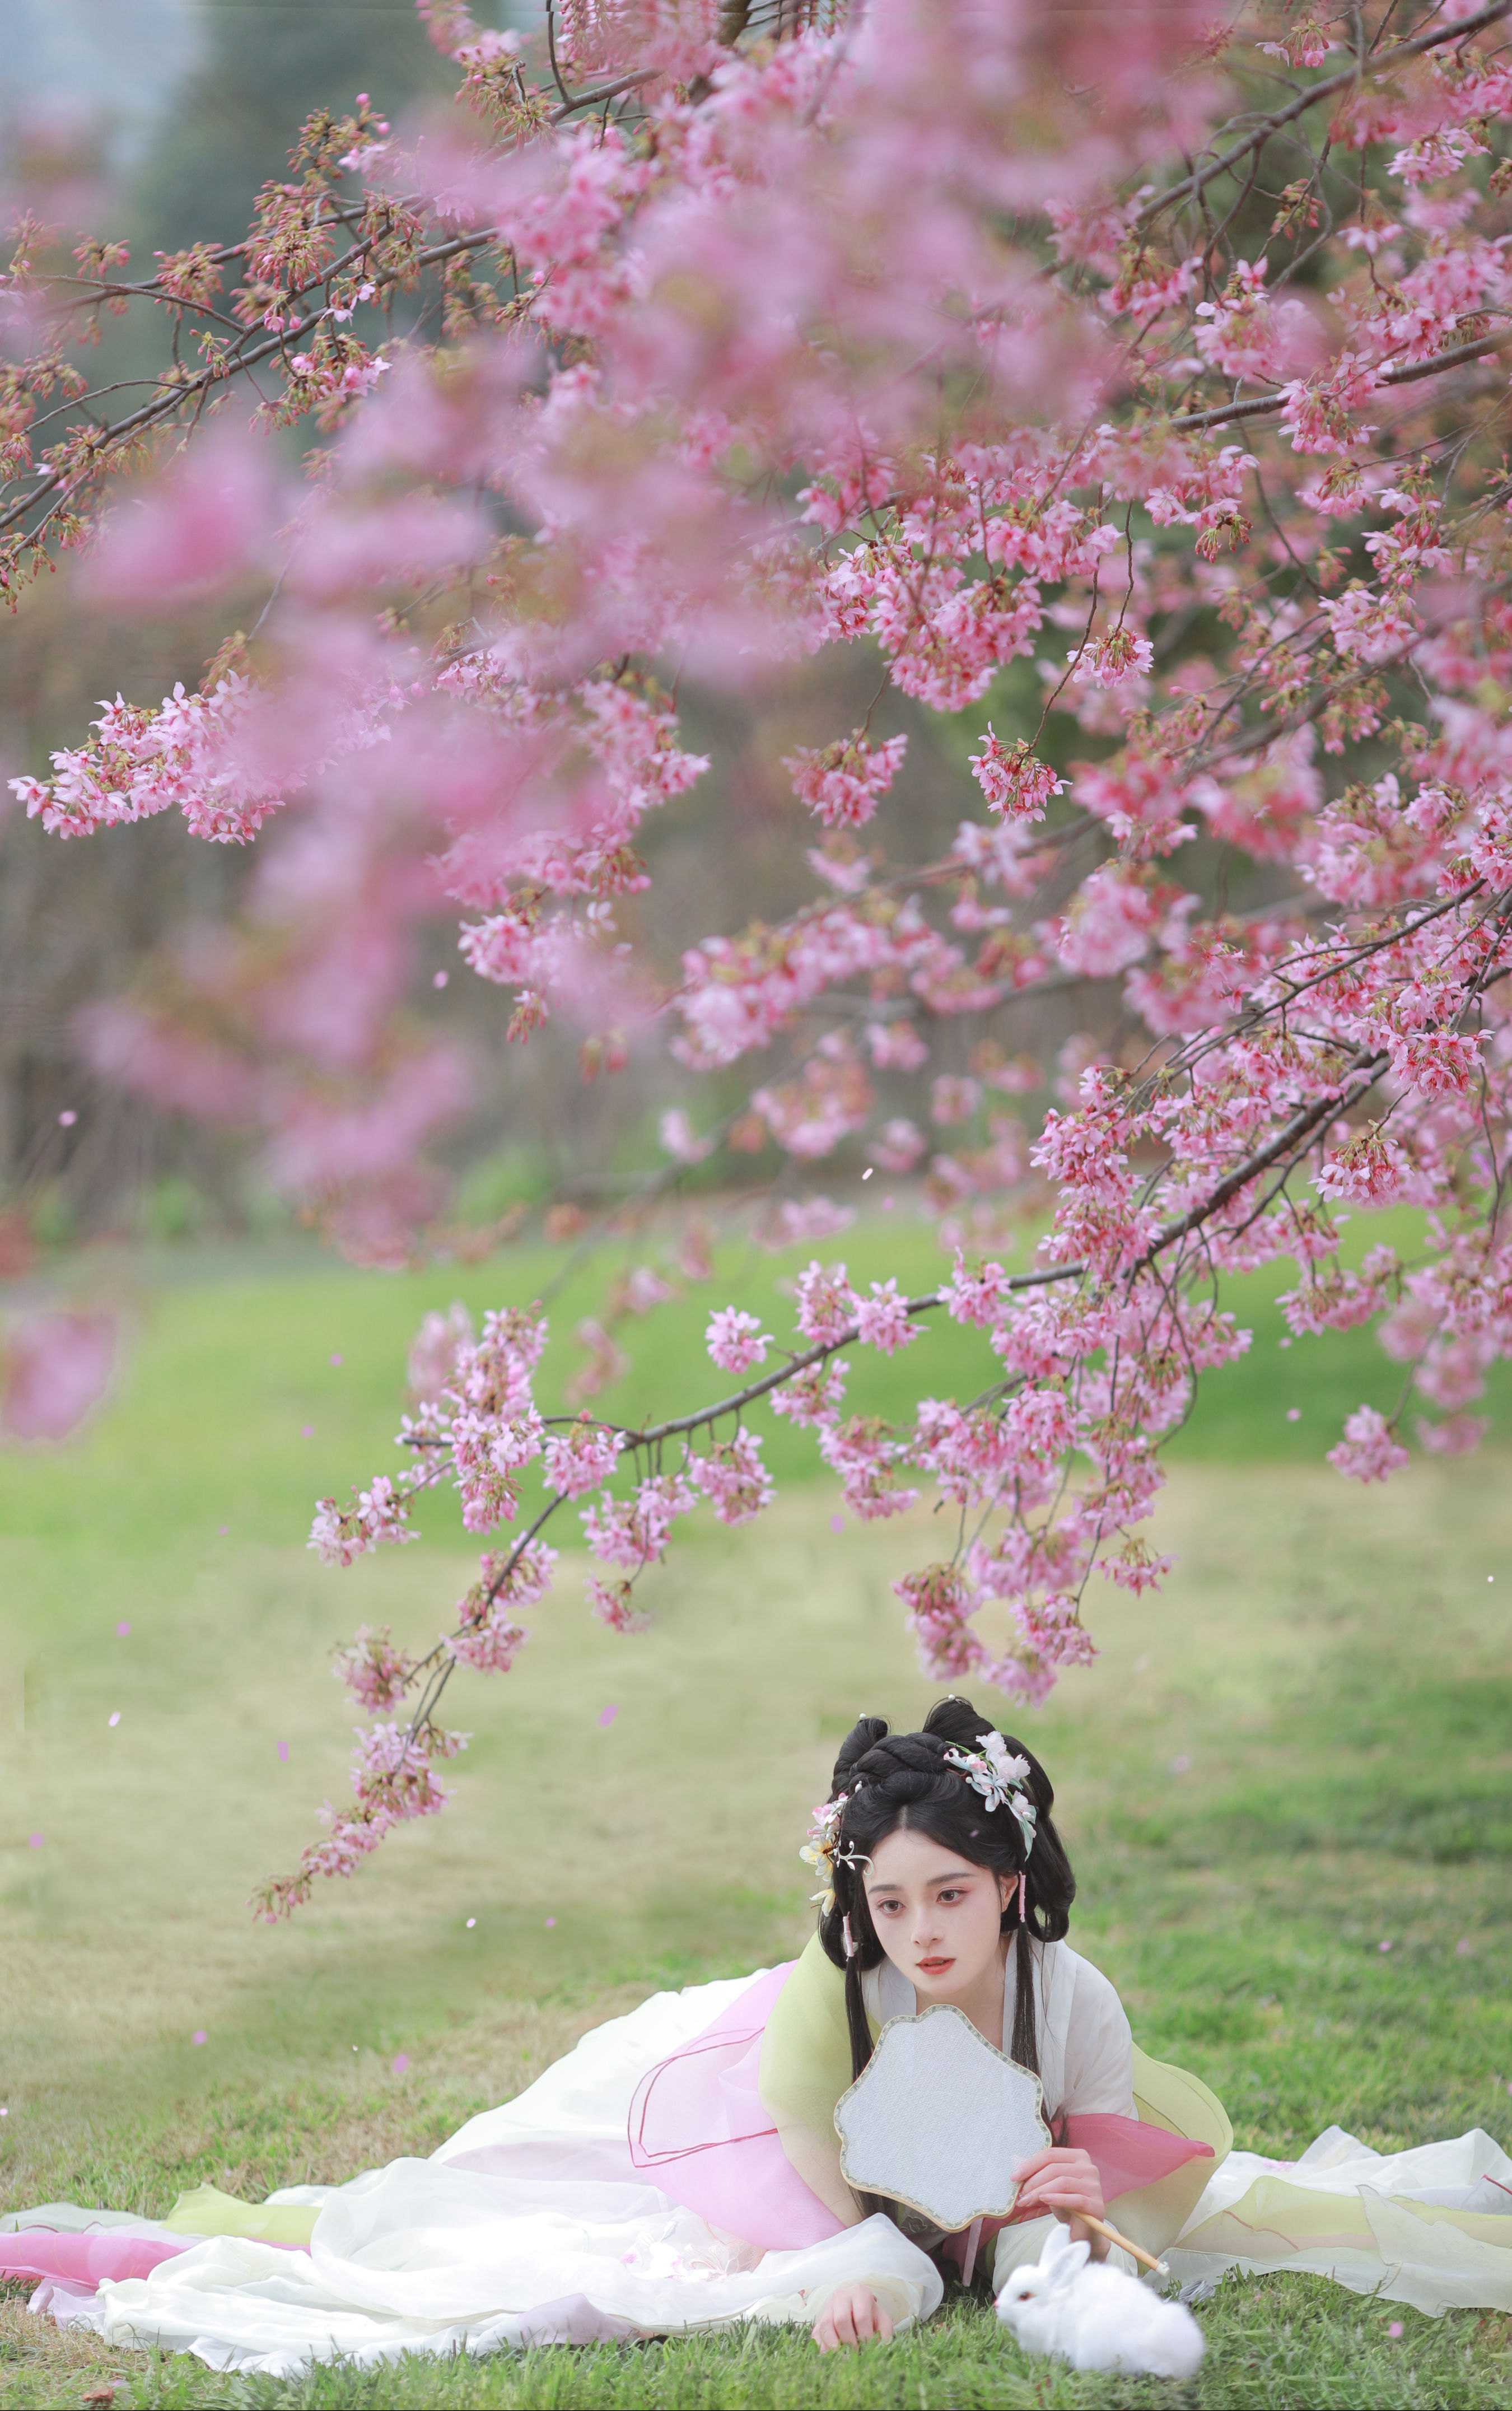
<box><xmin>1133</xmin><ymin>1</ymin><xmax>1512</xmax><ymax>231</ymax></box>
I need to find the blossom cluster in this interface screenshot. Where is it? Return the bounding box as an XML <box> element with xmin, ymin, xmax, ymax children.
<box><xmin>11</xmin><ymin>0</ymin><xmax>1512</xmax><ymax>1908</ymax></box>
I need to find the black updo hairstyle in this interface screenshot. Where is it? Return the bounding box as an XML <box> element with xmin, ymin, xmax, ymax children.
<box><xmin>818</xmin><ymin>1696</ymin><xmax>1075</xmax><ymax>2084</ymax></box>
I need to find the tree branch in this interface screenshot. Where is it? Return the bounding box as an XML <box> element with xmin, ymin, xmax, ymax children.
<box><xmin>1137</xmin><ymin>1046</ymin><xmax>1388</xmax><ymax>1264</ymax></box>
<box><xmin>1134</xmin><ymin>0</ymin><xmax>1512</xmax><ymax>232</ymax></box>
<box><xmin>1165</xmin><ymin>325</ymin><xmax>1512</xmax><ymax>439</ymax></box>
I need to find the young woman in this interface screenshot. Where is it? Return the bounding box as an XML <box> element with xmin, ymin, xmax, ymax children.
<box><xmin>782</xmin><ymin>1698</ymin><xmax>1170</xmax><ymax>2350</ymax></box>
<box><xmin>3</xmin><ymin>1699</ymin><xmax>1508</xmax><ymax>2376</ymax></box>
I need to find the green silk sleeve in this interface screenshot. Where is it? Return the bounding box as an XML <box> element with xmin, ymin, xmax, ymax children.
<box><xmin>162</xmin><ymin>2184</ymin><xmax>320</xmax><ymax>2246</ymax></box>
<box><xmin>758</xmin><ymin>1932</ymin><xmax>872</xmax><ymax>2226</ymax></box>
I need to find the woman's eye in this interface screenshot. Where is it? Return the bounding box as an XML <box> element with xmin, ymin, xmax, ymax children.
<box><xmin>937</xmin><ymin>1888</ymin><xmax>964</xmax><ymax>1902</ymax></box>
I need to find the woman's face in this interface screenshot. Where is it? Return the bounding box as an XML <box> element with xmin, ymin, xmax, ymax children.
<box><xmin>862</xmin><ymin>1824</ymin><xmax>1012</xmax><ymax>2006</ymax></box>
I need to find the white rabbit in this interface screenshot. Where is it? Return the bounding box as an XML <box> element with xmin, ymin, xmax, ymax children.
<box><xmin>995</xmin><ymin>2219</ymin><xmax>1206</xmax><ymax>2379</ymax></box>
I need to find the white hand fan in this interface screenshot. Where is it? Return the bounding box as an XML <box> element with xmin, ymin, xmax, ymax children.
<box><xmin>832</xmin><ymin>2003</ymin><xmax>1050</xmax><ymax>2231</ymax></box>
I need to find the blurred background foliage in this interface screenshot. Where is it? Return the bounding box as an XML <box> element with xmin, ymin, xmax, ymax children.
<box><xmin>0</xmin><ymin>1</ymin><xmax>498</xmax><ymax>1249</ymax></box>
<box><xmin>0</xmin><ymin>2</ymin><xmax>1313</xmax><ymax>1267</ymax></box>
<box><xmin>0</xmin><ymin>0</ymin><xmax>1398</xmax><ymax>1360</ymax></box>
<box><xmin>134</xmin><ymin>0</ymin><xmax>460</xmax><ymax>255</ymax></box>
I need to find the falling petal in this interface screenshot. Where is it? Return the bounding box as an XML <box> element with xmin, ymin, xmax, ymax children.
<box><xmin>277</xmin><ymin>1742</ymin><xmax>290</xmax><ymax>1763</ymax></box>
<box><xmin>115</xmin><ymin>1620</ymin><xmax>131</xmax><ymax>1636</ymax></box>
<box><xmin>191</xmin><ymin>2029</ymin><xmax>207</xmax><ymax>2046</ymax></box>
<box><xmin>108</xmin><ymin>1712</ymin><xmax>120</xmax><ymax>1728</ymax></box>
<box><xmin>598</xmin><ymin>1704</ymin><xmax>619</xmax><ymax>1728</ymax></box>
<box><xmin>391</xmin><ymin>2053</ymin><xmax>409</xmax><ymax>2074</ymax></box>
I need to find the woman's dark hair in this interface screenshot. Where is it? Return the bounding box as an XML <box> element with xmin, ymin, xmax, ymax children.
<box><xmin>818</xmin><ymin>1696</ymin><xmax>1075</xmax><ymax>2087</ymax></box>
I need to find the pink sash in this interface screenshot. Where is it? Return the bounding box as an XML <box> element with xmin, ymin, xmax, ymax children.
<box><xmin>0</xmin><ymin>2231</ymin><xmax>193</xmax><ymax>2288</ymax></box>
<box><xmin>627</xmin><ymin>1962</ymin><xmax>844</xmax><ymax>2249</ymax></box>
<box><xmin>1062</xmin><ymin>2111</ymin><xmax>1214</xmax><ymax>2202</ymax></box>
<box><xmin>0</xmin><ymin>2226</ymin><xmax>313</xmax><ymax>2293</ymax></box>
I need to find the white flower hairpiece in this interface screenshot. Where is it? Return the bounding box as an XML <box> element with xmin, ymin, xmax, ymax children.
<box><xmin>799</xmin><ymin>1793</ymin><xmax>847</xmax><ymax>1910</ymax></box>
<box><xmin>943</xmin><ymin>1732</ymin><xmax>1038</xmax><ymax>1854</ymax></box>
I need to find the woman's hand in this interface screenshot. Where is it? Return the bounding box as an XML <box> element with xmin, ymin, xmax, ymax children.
<box><xmin>811</xmin><ymin>2282</ymin><xmax>894</xmax><ymax>2351</ymax></box>
<box><xmin>1011</xmin><ymin>2146</ymin><xmax>1108</xmax><ymax>2258</ymax></box>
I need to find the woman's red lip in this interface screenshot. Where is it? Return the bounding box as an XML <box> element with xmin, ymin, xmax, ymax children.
<box><xmin>917</xmin><ymin>1957</ymin><xmax>954</xmax><ymax>1972</ymax></box>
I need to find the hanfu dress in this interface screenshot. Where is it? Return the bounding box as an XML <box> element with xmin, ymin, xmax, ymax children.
<box><xmin>4</xmin><ymin>1935</ymin><xmax>1510</xmax><ymax>2377</ymax></box>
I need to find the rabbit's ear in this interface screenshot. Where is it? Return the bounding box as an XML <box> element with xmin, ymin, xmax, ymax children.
<box><xmin>1048</xmin><ymin>2231</ymin><xmax>1093</xmax><ymax>2282</ymax></box>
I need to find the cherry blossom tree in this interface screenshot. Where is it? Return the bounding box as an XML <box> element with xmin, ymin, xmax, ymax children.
<box><xmin>4</xmin><ymin>0</ymin><xmax>1511</xmax><ymax>1913</ymax></box>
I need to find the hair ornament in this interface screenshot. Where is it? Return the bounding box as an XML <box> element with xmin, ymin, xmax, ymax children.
<box><xmin>842</xmin><ymin>1913</ymin><xmax>855</xmax><ymax>1961</ymax></box>
<box><xmin>942</xmin><ymin>1731</ymin><xmax>1038</xmax><ymax>1855</ymax></box>
<box><xmin>799</xmin><ymin>1793</ymin><xmax>847</xmax><ymax>1910</ymax></box>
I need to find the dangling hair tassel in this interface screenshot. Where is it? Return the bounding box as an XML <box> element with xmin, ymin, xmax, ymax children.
<box><xmin>1016</xmin><ymin>1868</ymin><xmax>1028</xmax><ymax>1928</ymax></box>
<box><xmin>842</xmin><ymin>1914</ymin><xmax>855</xmax><ymax>1960</ymax></box>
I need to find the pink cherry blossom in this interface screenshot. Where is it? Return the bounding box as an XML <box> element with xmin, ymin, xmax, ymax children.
<box><xmin>895</xmin><ymin>1562</ymin><xmax>984</xmax><ymax>1682</ymax></box>
<box><xmin>794</xmin><ymin>1260</ymin><xmax>858</xmax><ymax>1345</ymax></box>
<box><xmin>407</xmin><ymin>1303</ymin><xmax>475</xmax><ymax>1403</ymax></box>
<box><xmin>854</xmin><ymin>1279</ymin><xmax>920</xmax><ymax>1355</ymax></box>
<box><xmin>309</xmin><ymin>1472</ymin><xmax>427</xmax><ymax>1567</ymax></box>
<box><xmin>783</xmin><ymin>731</ymin><xmax>908</xmax><ymax>830</ymax></box>
<box><xmin>331</xmin><ymin>1625</ymin><xmax>421</xmax><ymax>1713</ymax></box>
<box><xmin>582</xmin><ymin>1472</ymin><xmax>695</xmax><ymax>1567</ymax></box>
<box><xmin>1415</xmin><ymin>1412</ymin><xmax>1489</xmax><ymax>1457</ymax></box>
<box><xmin>768</xmin><ymin>1356</ymin><xmax>849</xmax><ymax>1426</ymax></box>
<box><xmin>586</xmin><ymin>1575</ymin><xmax>653</xmax><ymax>1634</ymax></box>
<box><xmin>659</xmin><ymin>1107</ymin><xmax>712</xmax><ymax>1163</ymax></box>
<box><xmin>686</xmin><ymin>1430</ymin><xmax>774</xmax><ymax>1524</ymax></box>
<box><xmin>969</xmin><ymin>730</ymin><xmax>1065</xmax><ymax>823</ymax></box>
<box><xmin>1067</xmin><ymin>631</ymin><xmax>1155</xmax><ymax>688</ymax></box>
<box><xmin>757</xmin><ymin>1196</ymin><xmax>856</xmax><ymax>1249</ymax></box>
<box><xmin>1314</xmin><ymin>1127</ymin><xmax>1422</xmax><ymax>1208</ymax></box>
<box><xmin>447</xmin><ymin>1606</ymin><xmax>529</xmax><ymax>1673</ymax></box>
<box><xmin>873</xmin><ymin>1117</ymin><xmax>926</xmax><ymax>1173</ymax></box>
<box><xmin>930</xmin><ymin>1076</ymin><xmax>981</xmax><ymax>1127</ymax></box>
<box><xmin>0</xmin><ymin>1311</ymin><xmax>117</xmax><ymax>1444</ymax></box>
<box><xmin>704</xmin><ymin>1307</ymin><xmax>769</xmax><ymax>1374</ymax></box>
<box><xmin>540</xmin><ymin>1414</ymin><xmax>623</xmax><ymax>1498</ymax></box>
<box><xmin>1327</xmin><ymin>1405</ymin><xmax>1411</xmax><ymax>1485</ymax></box>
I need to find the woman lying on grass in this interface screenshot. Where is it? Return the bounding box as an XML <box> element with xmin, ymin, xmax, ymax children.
<box><xmin>788</xmin><ymin>1700</ymin><xmax>1176</xmax><ymax>2351</ymax></box>
<box><xmin>4</xmin><ymin>1698</ymin><xmax>1510</xmax><ymax>2379</ymax></box>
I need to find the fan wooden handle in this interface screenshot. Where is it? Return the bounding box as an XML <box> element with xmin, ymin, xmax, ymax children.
<box><xmin>1079</xmin><ymin>2214</ymin><xmax>1169</xmax><ymax>2277</ymax></box>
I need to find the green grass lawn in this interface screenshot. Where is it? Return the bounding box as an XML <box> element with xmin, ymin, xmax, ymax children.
<box><xmin>2</xmin><ymin>1228</ymin><xmax>1511</xmax><ymax>2406</ymax></box>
